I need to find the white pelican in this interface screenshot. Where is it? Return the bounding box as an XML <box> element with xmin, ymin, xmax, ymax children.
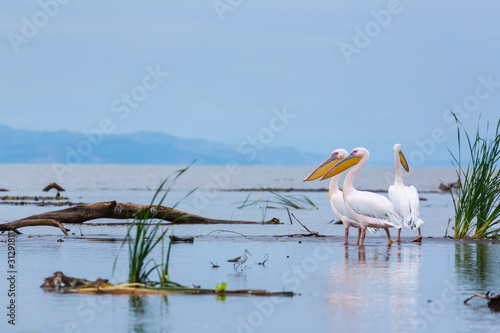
<box><xmin>388</xmin><ymin>144</ymin><xmax>424</xmax><ymax>242</ymax></box>
<box><xmin>321</xmin><ymin>148</ymin><xmax>403</xmax><ymax>246</ymax></box>
<box><xmin>303</xmin><ymin>149</ymin><xmax>378</xmax><ymax>245</ymax></box>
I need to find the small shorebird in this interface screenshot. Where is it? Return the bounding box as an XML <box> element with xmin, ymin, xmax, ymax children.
<box><xmin>227</xmin><ymin>249</ymin><xmax>251</xmax><ymax>270</ymax></box>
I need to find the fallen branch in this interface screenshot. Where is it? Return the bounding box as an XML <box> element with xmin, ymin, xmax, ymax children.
<box><xmin>464</xmin><ymin>291</ymin><xmax>500</xmax><ymax>310</ymax></box>
<box><xmin>0</xmin><ymin>219</ymin><xmax>70</xmax><ymax>235</ymax></box>
<box><xmin>290</xmin><ymin>213</ymin><xmax>323</xmax><ymax>237</ymax></box>
<box><xmin>43</xmin><ymin>182</ymin><xmax>65</xmax><ymax>192</ymax></box>
<box><xmin>0</xmin><ymin>201</ymin><xmax>280</xmax><ymax>235</ymax></box>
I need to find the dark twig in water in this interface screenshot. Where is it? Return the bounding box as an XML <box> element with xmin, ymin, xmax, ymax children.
<box><xmin>210</xmin><ymin>262</ymin><xmax>219</xmax><ymax>268</ymax></box>
<box><xmin>286</xmin><ymin>208</ymin><xmax>293</xmax><ymax>225</ymax></box>
<box><xmin>290</xmin><ymin>213</ymin><xmax>323</xmax><ymax>237</ymax></box>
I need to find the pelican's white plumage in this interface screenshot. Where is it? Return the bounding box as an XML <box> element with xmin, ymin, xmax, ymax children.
<box><xmin>322</xmin><ymin>147</ymin><xmax>403</xmax><ymax>246</ymax></box>
<box><xmin>304</xmin><ymin>149</ymin><xmax>377</xmax><ymax>244</ymax></box>
<box><xmin>326</xmin><ymin>153</ymin><xmax>360</xmax><ymax>229</ymax></box>
<box><xmin>388</xmin><ymin>143</ymin><xmax>424</xmax><ymax>241</ymax></box>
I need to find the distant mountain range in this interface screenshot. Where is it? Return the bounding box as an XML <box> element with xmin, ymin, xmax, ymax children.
<box><xmin>0</xmin><ymin>124</ymin><xmax>323</xmax><ymax>165</ymax></box>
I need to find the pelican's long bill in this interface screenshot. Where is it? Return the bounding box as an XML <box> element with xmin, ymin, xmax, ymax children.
<box><xmin>320</xmin><ymin>154</ymin><xmax>362</xmax><ymax>180</ymax></box>
<box><xmin>303</xmin><ymin>155</ymin><xmax>343</xmax><ymax>182</ymax></box>
<box><xmin>399</xmin><ymin>151</ymin><xmax>409</xmax><ymax>172</ymax></box>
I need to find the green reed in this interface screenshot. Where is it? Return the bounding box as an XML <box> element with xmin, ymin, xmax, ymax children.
<box><xmin>447</xmin><ymin>113</ymin><xmax>500</xmax><ymax>238</ymax></box>
<box><xmin>113</xmin><ymin>165</ymin><xmax>195</xmax><ymax>285</ymax></box>
<box><xmin>237</xmin><ymin>188</ymin><xmax>317</xmax><ymax>210</ymax></box>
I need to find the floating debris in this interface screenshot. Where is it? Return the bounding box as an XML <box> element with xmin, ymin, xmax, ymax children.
<box><xmin>439</xmin><ymin>180</ymin><xmax>461</xmax><ymax>192</ymax></box>
<box><xmin>169</xmin><ymin>235</ymin><xmax>194</xmax><ymax>243</ymax></box>
<box><xmin>464</xmin><ymin>291</ymin><xmax>500</xmax><ymax>311</ymax></box>
<box><xmin>43</xmin><ymin>182</ymin><xmax>65</xmax><ymax>192</ymax></box>
<box><xmin>41</xmin><ymin>271</ymin><xmax>109</xmax><ymax>289</ymax></box>
<box><xmin>0</xmin><ymin>195</ymin><xmax>71</xmax><ymax>206</ymax></box>
<box><xmin>41</xmin><ymin>271</ymin><xmax>296</xmax><ymax>297</ymax></box>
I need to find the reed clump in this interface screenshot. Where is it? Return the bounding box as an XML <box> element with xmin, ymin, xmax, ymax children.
<box><xmin>237</xmin><ymin>188</ymin><xmax>317</xmax><ymax>210</ymax></box>
<box><xmin>114</xmin><ymin>165</ymin><xmax>195</xmax><ymax>287</ymax></box>
<box><xmin>447</xmin><ymin>113</ymin><xmax>500</xmax><ymax>238</ymax></box>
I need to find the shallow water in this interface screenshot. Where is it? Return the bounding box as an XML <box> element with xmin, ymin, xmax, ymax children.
<box><xmin>0</xmin><ymin>165</ymin><xmax>499</xmax><ymax>333</ymax></box>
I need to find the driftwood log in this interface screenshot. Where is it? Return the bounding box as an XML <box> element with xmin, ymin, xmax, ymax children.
<box><xmin>0</xmin><ymin>201</ymin><xmax>280</xmax><ymax>235</ymax></box>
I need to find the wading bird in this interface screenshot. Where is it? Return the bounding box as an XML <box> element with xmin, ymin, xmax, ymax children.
<box><xmin>227</xmin><ymin>249</ymin><xmax>251</xmax><ymax>270</ymax></box>
<box><xmin>303</xmin><ymin>149</ymin><xmax>378</xmax><ymax>245</ymax></box>
<box><xmin>321</xmin><ymin>148</ymin><xmax>403</xmax><ymax>246</ymax></box>
<box><xmin>388</xmin><ymin>144</ymin><xmax>424</xmax><ymax>242</ymax></box>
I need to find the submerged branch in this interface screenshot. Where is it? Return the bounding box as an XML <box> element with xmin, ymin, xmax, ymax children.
<box><xmin>464</xmin><ymin>291</ymin><xmax>500</xmax><ymax>310</ymax></box>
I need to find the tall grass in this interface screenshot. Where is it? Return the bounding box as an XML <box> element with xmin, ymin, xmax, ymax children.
<box><xmin>447</xmin><ymin>113</ymin><xmax>500</xmax><ymax>238</ymax></box>
<box><xmin>113</xmin><ymin>165</ymin><xmax>196</xmax><ymax>285</ymax></box>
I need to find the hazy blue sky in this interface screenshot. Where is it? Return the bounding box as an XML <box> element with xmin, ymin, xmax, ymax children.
<box><xmin>1</xmin><ymin>1</ymin><xmax>499</xmax><ymax>166</ymax></box>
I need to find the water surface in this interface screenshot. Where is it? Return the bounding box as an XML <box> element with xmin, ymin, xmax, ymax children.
<box><xmin>0</xmin><ymin>165</ymin><xmax>498</xmax><ymax>332</ymax></box>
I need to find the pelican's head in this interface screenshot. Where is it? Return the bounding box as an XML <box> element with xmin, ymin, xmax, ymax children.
<box><xmin>393</xmin><ymin>143</ymin><xmax>409</xmax><ymax>172</ymax></box>
<box><xmin>303</xmin><ymin>149</ymin><xmax>349</xmax><ymax>182</ymax></box>
<box><xmin>320</xmin><ymin>147</ymin><xmax>367</xmax><ymax>180</ymax></box>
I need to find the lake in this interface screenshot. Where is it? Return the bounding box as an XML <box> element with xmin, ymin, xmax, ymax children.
<box><xmin>0</xmin><ymin>164</ymin><xmax>499</xmax><ymax>333</ymax></box>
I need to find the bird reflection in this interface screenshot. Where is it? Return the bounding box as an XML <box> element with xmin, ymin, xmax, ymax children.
<box><xmin>328</xmin><ymin>244</ymin><xmax>422</xmax><ymax>331</ymax></box>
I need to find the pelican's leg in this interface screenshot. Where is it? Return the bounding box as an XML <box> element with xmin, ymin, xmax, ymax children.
<box><xmin>344</xmin><ymin>228</ymin><xmax>349</xmax><ymax>245</ymax></box>
<box><xmin>396</xmin><ymin>228</ymin><xmax>402</xmax><ymax>242</ymax></box>
<box><xmin>385</xmin><ymin>228</ymin><xmax>394</xmax><ymax>246</ymax></box>
<box><xmin>349</xmin><ymin>228</ymin><xmax>361</xmax><ymax>245</ymax></box>
<box><xmin>354</xmin><ymin>228</ymin><xmax>361</xmax><ymax>245</ymax></box>
<box><xmin>359</xmin><ymin>228</ymin><xmax>366</xmax><ymax>246</ymax></box>
<box><xmin>411</xmin><ymin>227</ymin><xmax>423</xmax><ymax>242</ymax></box>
